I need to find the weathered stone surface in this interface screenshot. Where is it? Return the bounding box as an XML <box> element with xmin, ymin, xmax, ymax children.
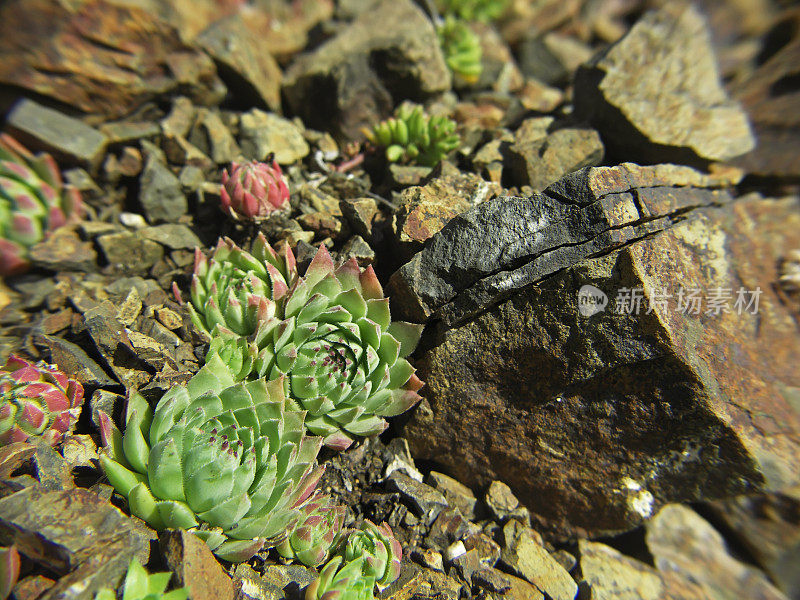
<box><xmin>0</xmin><ymin>0</ymin><xmax>224</xmax><ymax>119</ymax></box>
<box><xmin>646</xmin><ymin>504</ymin><xmax>789</xmax><ymax>600</ymax></box>
<box><xmin>160</xmin><ymin>530</ymin><xmax>234</xmax><ymax>600</ymax></box>
<box><xmin>192</xmin><ymin>109</ymin><xmax>240</xmax><ymax>165</ymax></box>
<box><xmin>283</xmin><ymin>0</ymin><xmax>450</xmax><ymax>140</ymax></box>
<box><xmin>506</xmin><ymin>124</ymin><xmax>604</xmax><ymax>191</ymax></box>
<box><xmin>39</xmin><ymin>335</ymin><xmax>116</xmax><ymax>388</ymax></box>
<box><xmin>386</xmin><ymin>472</ymin><xmax>449</xmax><ymax>526</ymax></box>
<box><xmin>5</xmin><ymin>99</ymin><xmax>107</xmax><ymax>168</ymax></box>
<box><xmin>399</xmin><ymin>165</ymin><xmax>800</xmax><ymax>540</ymax></box>
<box><xmin>393</xmin><ymin>171</ymin><xmax>501</xmax><ymax>246</ymax></box>
<box><xmin>29</xmin><ymin>227</ymin><xmax>98</xmax><ymax>273</ymax></box>
<box><xmin>139</xmin><ymin>224</ymin><xmax>202</xmax><ymax>250</ymax></box>
<box><xmin>579</xmin><ymin>540</ymin><xmax>707</xmax><ymax>600</ymax></box>
<box><xmin>239</xmin><ymin>109</ymin><xmax>309</xmax><ymax>164</ymax></box>
<box><xmin>705</xmin><ymin>490</ymin><xmax>800</xmax><ymax>599</ymax></box>
<box><xmin>96</xmin><ymin>232</ymin><xmax>165</xmax><ymax>274</ymax></box>
<box><xmin>426</xmin><ymin>471</ymin><xmax>478</xmax><ymax>521</ymax></box>
<box><xmin>0</xmin><ymin>486</ymin><xmax>152</xmax><ymax>585</ymax></box>
<box><xmin>196</xmin><ymin>15</ymin><xmax>283</xmax><ymax>112</ymax></box>
<box><xmin>574</xmin><ymin>3</ymin><xmax>754</xmax><ymax>164</ymax></box>
<box><xmin>139</xmin><ymin>152</ymin><xmax>188</xmax><ymax>224</ymax></box>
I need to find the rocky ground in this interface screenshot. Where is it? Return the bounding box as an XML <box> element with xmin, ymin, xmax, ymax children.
<box><xmin>0</xmin><ymin>0</ymin><xmax>798</xmax><ymax>599</ymax></box>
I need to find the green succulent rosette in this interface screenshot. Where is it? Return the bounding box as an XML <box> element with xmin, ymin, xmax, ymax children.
<box><xmin>276</xmin><ymin>492</ymin><xmax>345</xmax><ymax>567</ymax></box>
<box><xmin>97</xmin><ymin>352</ymin><xmax>324</xmax><ymax>562</ymax></box>
<box><xmin>305</xmin><ymin>555</ymin><xmax>375</xmax><ymax>600</ymax></box>
<box><xmin>343</xmin><ymin>520</ymin><xmax>402</xmax><ymax>589</ymax></box>
<box><xmin>204</xmin><ymin>244</ymin><xmax>425</xmax><ymax>451</ymax></box>
<box><xmin>184</xmin><ymin>233</ymin><xmax>298</xmax><ymax>339</ymax></box>
<box><xmin>94</xmin><ymin>559</ymin><xmax>188</xmax><ymax>600</ymax></box>
<box><xmin>364</xmin><ymin>104</ymin><xmax>460</xmax><ymax>167</ymax></box>
<box><xmin>437</xmin><ymin>16</ymin><xmax>483</xmax><ymax>84</ymax></box>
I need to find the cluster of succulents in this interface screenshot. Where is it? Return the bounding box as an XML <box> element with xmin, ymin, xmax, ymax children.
<box><xmin>195</xmin><ymin>239</ymin><xmax>424</xmax><ymax>451</ymax></box>
<box><xmin>437</xmin><ymin>0</ymin><xmax>509</xmax><ymax>22</ymax></box>
<box><xmin>0</xmin><ymin>546</ymin><xmax>19</xmax><ymax>600</ymax></box>
<box><xmin>437</xmin><ymin>16</ymin><xmax>483</xmax><ymax>84</ymax></box>
<box><xmin>98</xmin><ymin>353</ymin><xmax>324</xmax><ymax>562</ymax></box>
<box><xmin>276</xmin><ymin>492</ymin><xmax>345</xmax><ymax>567</ymax></box>
<box><xmin>364</xmin><ymin>104</ymin><xmax>460</xmax><ymax>168</ymax></box>
<box><xmin>94</xmin><ymin>559</ymin><xmax>188</xmax><ymax>600</ymax></box>
<box><xmin>0</xmin><ymin>355</ymin><xmax>84</xmax><ymax>447</ymax></box>
<box><xmin>220</xmin><ymin>159</ymin><xmax>290</xmax><ymax>220</ymax></box>
<box><xmin>0</xmin><ymin>134</ymin><xmax>82</xmax><ymax>276</ymax></box>
<box><xmin>306</xmin><ymin>520</ymin><xmax>402</xmax><ymax>599</ymax></box>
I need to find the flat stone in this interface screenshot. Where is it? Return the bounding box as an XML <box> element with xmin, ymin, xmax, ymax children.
<box><xmin>574</xmin><ymin>3</ymin><xmax>755</xmax><ymax>164</ymax></box>
<box><xmin>99</xmin><ymin>122</ymin><xmax>160</xmax><ymax>144</ymax></box>
<box><xmin>96</xmin><ymin>232</ymin><xmax>165</xmax><ymax>274</ymax></box>
<box><xmin>486</xmin><ymin>481</ymin><xmax>521</xmax><ymax>520</ymax></box>
<box><xmin>399</xmin><ymin>165</ymin><xmax>800</xmax><ymax>539</ymax></box>
<box><xmin>139</xmin><ymin>152</ymin><xmax>188</xmax><ymax>224</ymax></box>
<box><xmin>162</xmin><ymin>133</ymin><xmax>213</xmax><ymax>168</ymax></box>
<box><xmin>500</xmin><ymin>523</ymin><xmax>577</xmax><ymax>600</ymax></box>
<box><xmin>426</xmin><ymin>508</ymin><xmax>480</xmax><ymax>553</ymax></box>
<box><xmin>579</xmin><ymin>539</ymin><xmax>707</xmax><ymax>600</ymax></box>
<box><xmin>646</xmin><ymin>504</ymin><xmax>789</xmax><ymax>600</ymax></box>
<box><xmin>40</xmin><ymin>335</ymin><xmax>116</xmax><ymax>387</ymax></box>
<box><xmin>472</xmin><ymin>566</ymin><xmax>512</xmax><ymax>593</ymax></box>
<box><xmin>340</xmin><ymin>197</ymin><xmax>379</xmax><ymax>238</ymax></box>
<box><xmin>386</xmin><ymin>472</ymin><xmax>449</xmax><ymax>525</ymax></box>
<box><xmin>426</xmin><ymin>471</ymin><xmax>478</xmax><ymax>521</ymax></box>
<box><xmin>196</xmin><ymin>15</ymin><xmax>283</xmax><ymax>112</ymax></box>
<box><xmin>193</xmin><ymin>108</ymin><xmax>240</xmax><ymax>165</ymax></box>
<box><xmin>5</xmin><ymin>99</ymin><xmax>107</xmax><ymax>168</ymax></box>
<box><xmin>116</xmin><ymin>288</ymin><xmax>143</xmax><ymax>326</ymax></box>
<box><xmin>283</xmin><ymin>0</ymin><xmax>450</xmax><ymax>140</ymax></box>
<box><xmin>160</xmin><ymin>530</ymin><xmax>234</xmax><ymax>600</ymax></box>
<box><xmin>161</xmin><ymin>97</ymin><xmax>196</xmax><ymax>139</ymax></box>
<box><xmin>340</xmin><ymin>235</ymin><xmax>375</xmax><ymax>267</ymax></box>
<box><xmin>239</xmin><ymin>109</ymin><xmax>309</xmax><ymax>164</ymax></box>
<box><xmin>0</xmin><ymin>0</ymin><xmax>224</xmax><ymax>119</ymax></box>
<box><xmin>139</xmin><ymin>224</ymin><xmax>202</xmax><ymax>250</ymax></box>
<box><xmin>156</xmin><ymin>307</ymin><xmax>184</xmax><ymax>330</ymax></box>
<box><xmin>0</xmin><ymin>486</ymin><xmax>152</xmax><ymax>575</ymax></box>
<box><xmin>32</xmin><ymin>439</ymin><xmax>74</xmax><ymax>491</ymax></box>
<box><xmin>29</xmin><ymin>227</ymin><xmax>98</xmax><ymax>273</ymax></box>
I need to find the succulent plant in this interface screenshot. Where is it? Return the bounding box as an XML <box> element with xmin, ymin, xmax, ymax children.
<box><xmin>98</xmin><ymin>352</ymin><xmax>324</xmax><ymax>562</ymax></box>
<box><xmin>184</xmin><ymin>234</ymin><xmax>298</xmax><ymax>339</ymax></box>
<box><xmin>343</xmin><ymin>520</ymin><xmax>402</xmax><ymax>589</ymax></box>
<box><xmin>94</xmin><ymin>558</ymin><xmax>188</xmax><ymax>600</ymax></box>
<box><xmin>364</xmin><ymin>104</ymin><xmax>460</xmax><ymax>167</ymax></box>
<box><xmin>437</xmin><ymin>16</ymin><xmax>483</xmax><ymax>84</ymax></box>
<box><xmin>276</xmin><ymin>493</ymin><xmax>345</xmax><ymax>567</ymax></box>
<box><xmin>203</xmin><ymin>243</ymin><xmax>425</xmax><ymax>451</ymax></box>
<box><xmin>437</xmin><ymin>0</ymin><xmax>509</xmax><ymax>22</ymax></box>
<box><xmin>0</xmin><ymin>134</ymin><xmax>82</xmax><ymax>276</ymax></box>
<box><xmin>0</xmin><ymin>355</ymin><xmax>84</xmax><ymax>447</ymax></box>
<box><xmin>305</xmin><ymin>555</ymin><xmax>375</xmax><ymax>600</ymax></box>
<box><xmin>220</xmin><ymin>159</ymin><xmax>290</xmax><ymax>220</ymax></box>
<box><xmin>0</xmin><ymin>545</ymin><xmax>19</xmax><ymax>600</ymax></box>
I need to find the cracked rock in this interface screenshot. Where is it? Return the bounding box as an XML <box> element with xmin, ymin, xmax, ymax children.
<box><xmin>399</xmin><ymin>164</ymin><xmax>800</xmax><ymax>540</ymax></box>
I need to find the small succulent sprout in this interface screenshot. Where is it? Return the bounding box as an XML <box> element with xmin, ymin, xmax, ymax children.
<box><xmin>437</xmin><ymin>0</ymin><xmax>509</xmax><ymax>22</ymax></box>
<box><xmin>204</xmin><ymin>243</ymin><xmax>425</xmax><ymax>451</ymax></box>
<box><xmin>98</xmin><ymin>353</ymin><xmax>324</xmax><ymax>562</ymax></box>
<box><xmin>94</xmin><ymin>558</ymin><xmax>188</xmax><ymax>600</ymax></box>
<box><xmin>437</xmin><ymin>16</ymin><xmax>483</xmax><ymax>84</ymax></box>
<box><xmin>0</xmin><ymin>355</ymin><xmax>84</xmax><ymax>447</ymax></box>
<box><xmin>276</xmin><ymin>493</ymin><xmax>346</xmax><ymax>567</ymax></box>
<box><xmin>220</xmin><ymin>159</ymin><xmax>290</xmax><ymax>220</ymax></box>
<box><xmin>364</xmin><ymin>104</ymin><xmax>460</xmax><ymax>167</ymax></box>
<box><xmin>305</xmin><ymin>555</ymin><xmax>375</xmax><ymax>600</ymax></box>
<box><xmin>0</xmin><ymin>134</ymin><xmax>82</xmax><ymax>276</ymax></box>
<box><xmin>343</xmin><ymin>520</ymin><xmax>402</xmax><ymax>589</ymax></box>
<box><xmin>186</xmin><ymin>234</ymin><xmax>298</xmax><ymax>339</ymax></box>
<box><xmin>0</xmin><ymin>545</ymin><xmax>20</xmax><ymax>600</ymax></box>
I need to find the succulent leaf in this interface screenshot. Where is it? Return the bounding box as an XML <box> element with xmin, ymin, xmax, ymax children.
<box><xmin>305</xmin><ymin>555</ymin><xmax>375</xmax><ymax>600</ymax></box>
<box><xmin>98</xmin><ymin>357</ymin><xmax>324</xmax><ymax>562</ymax></box>
<box><xmin>93</xmin><ymin>558</ymin><xmax>188</xmax><ymax>600</ymax></box>
<box><xmin>343</xmin><ymin>520</ymin><xmax>402</xmax><ymax>588</ymax></box>
<box><xmin>366</xmin><ymin>105</ymin><xmax>459</xmax><ymax>167</ymax></box>
<box><xmin>0</xmin><ymin>134</ymin><xmax>83</xmax><ymax>276</ymax></box>
<box><xmin>0</xmin><ymin>545</ymin><xmax>20</xmax><ymax>600</ymax></box>
<box><xmin>437</xmin><ymin>16</ymin><xmax>483</xmax><ymax>84</ymax></box>
<box><xmin>0</xmin><ymin>355</ymin><xmax>84</xmax><ymax>447</ymax></box>
<box><xmin>220</xmin><ymin>159</ymin><xmax>290</xmax><ymax>220</ymax></box>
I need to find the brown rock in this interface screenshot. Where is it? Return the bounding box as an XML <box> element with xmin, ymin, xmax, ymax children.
<box><xmin>0</xmin><ymin>0</ymin><xmax>224</xmax><ymax>119</ymax></box>
<box><xmin>160</xmin><ymin>530</ymin><xmax>234</xmax><ymax>600</ymax></box>
<box><xmin>29</xmin><ymin>227</ymin><xmax>98</xmax><ymax>273</ymax></box>
<box><xmin>400</xmin><ymin>166</ymin><xmax>800</xmax><ymax>539</ymax></box>
<box><xmin>646</xmin><ymin>504</ymin><xmax>789</xmax><ymax>600</ymax></box>
<box><xmin>501</xmin><ymin>523</ymin><xmax>576</xmax><ymax>600</ymax></box>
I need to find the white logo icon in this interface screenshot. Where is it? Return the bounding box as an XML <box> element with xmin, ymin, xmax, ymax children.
<box><xmin>578</xmin><ymin>285</ymin><xmax>608</xmax><ymax>317</ymax></box>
